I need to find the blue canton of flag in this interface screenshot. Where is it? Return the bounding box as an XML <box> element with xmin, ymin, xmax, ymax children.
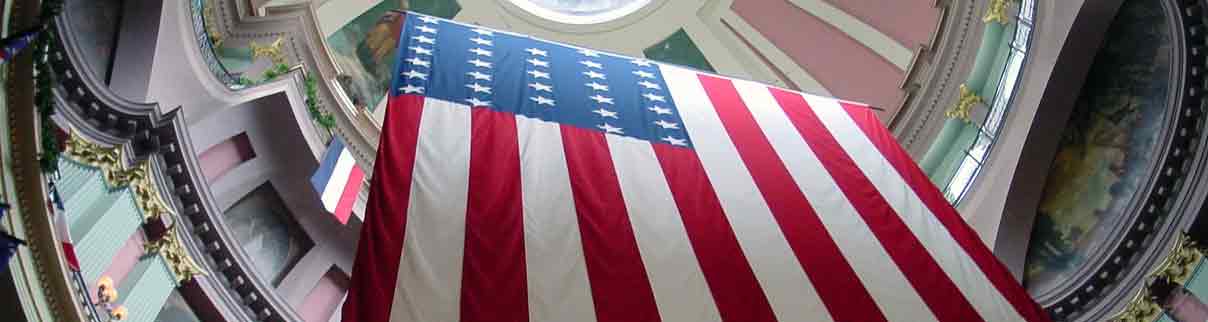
<box><xmin>390</xmin><ymin>13</ymin><xmax>692</xmax><ymax>148</ymax></box>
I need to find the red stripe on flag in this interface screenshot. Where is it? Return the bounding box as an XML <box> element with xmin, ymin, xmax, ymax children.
<box><xmin>62</xmin><ymin>242</ymin><xmax>80</xmax><ymax>271</ymax></box>
<box><xmin>651</xmin><ymin>144</ymin><xmax>778</xmax><ymax>322</ymax></box>
<box><xmin>769</xmin><ymin>89</ymin><xmax>986</xmax><ymax>322</ymax></box>
<box><xmin>459</xmin><ymin>108</ymin><xmax>530</xmax><ymax>322</ymax></box>
<box><xmin>560</xmin><ymin>126</ymin><xmax>662</xmax><ymax>322</ymax></box>
<box><xmin>696</xmin><ymin>74</ymin><xmax>888</xmax><ymax>322</ymax></box>
<box><xmin>341</xmin><ymin>95</ymin><xmax>426</xmax><ymax>322</ymax></box>
<box><xmin>838</xmin><ymin>103</ymin><xmax>1052</xmax><ymax>322</ymax></box>
<box><xmin>333</xmin><ymin>165</ymin><xmax>364</xmax><ymax>225</ymax></box>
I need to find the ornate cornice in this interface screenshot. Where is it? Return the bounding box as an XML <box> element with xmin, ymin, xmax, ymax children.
<box><xmin>1108</xmin><ymin>234</ymin><xmax>1204</xmax><ymax>322</ymax></box>
<box><xmin>143</xmin><ymin>226</ymin><xmax>207</xmax><ymax>284</ymax></box>
<box><xmin>62</xmin><ymin>133</ymin><xmax>175</xmax><ymax>221</ymax></box>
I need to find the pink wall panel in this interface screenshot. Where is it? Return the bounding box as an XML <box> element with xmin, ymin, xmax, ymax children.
<box><xmin>733</xmin><ymin>0</ymin><xmax>904</xmax><ymax>119</ymax></box>
<box><xmin>823</xmin><ymin>0</ymin><xmax>939</xmax><ymax>47</ymax></box>
<box><xmin>198</xmin><ymin>133</ymin><xmax>255</xmax><ymax>183</ymax></box>
<box><xmin>722</xmin><ymin>20</ymin><xmax>802</xmax><ymax>91</ymax></box>
<box><xmin>299</xmin><ymin>267</ymin><xmax>350</xmax><ymax>322</ymax></box>
<box><xmin>91</xmin><ymin>231</ymin><xmax>144</xmax><ymax>298</ymax></box>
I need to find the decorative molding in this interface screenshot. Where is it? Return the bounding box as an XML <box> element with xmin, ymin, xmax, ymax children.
<box><xmin>945</xmin><ymin>83</ymin><xmax>980</xmax><ymax>122</ymax></box>
<box><xmin>62</xmin><ymin>132</ymin><xmax>175</xmax><ymax>222</ymax></box>
<box><xmin>983</xmin><ymin>0</ymin><xmax>1011</xmax><ymax>25</ymax></box>
<box><xmin>1038</xmin><ymin>1</ymin><xmax>1208</xmax><ymax>320</ymax></box>
<box><xmin>1110</xmin><ymin>288</ymin><xmax>1163</xmax><ymax>322</ymax></box>
<box><xmin>1108</xmin><ymin>234</ymin><xmax>1204</xmax><ymax>322</ymax></box>
<box><xmin>250</xmin><ymin>36</ymin><xmax>288</xmax><ymax>66</ymax></box>
<box><xmin>143</xmin><ymin>226</ymin><xmax>207</xmax><ymax>284</ymax></box>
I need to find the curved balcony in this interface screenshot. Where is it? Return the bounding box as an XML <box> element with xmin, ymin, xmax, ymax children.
<box><xmin>36</xmin><ymin>8</ymin><xmax>312</xmax><ymax>322</ymax></box>
<box><xmin>920</xmin><ymin>0</ymin><xmax>1036</xmax><ymax>204</ymax></box>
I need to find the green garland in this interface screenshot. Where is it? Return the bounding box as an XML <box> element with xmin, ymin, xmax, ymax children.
<box><xmin>260</xmin><ymin>63</ymin><xmax>290</xmax><ymax>81</ymax></box>
<box><xmin>304</xmin><ymin>76</ymin><xmax>335</xmax><ymax>130</ymax></box>
<box><xmin>34</xmin><ymin>0</ymin><xmax>65</xmax><ymax>173</ymax></box>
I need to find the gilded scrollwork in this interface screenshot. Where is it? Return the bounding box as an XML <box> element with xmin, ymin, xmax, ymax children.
<box><xmin>250</xmin><ymin>37</ymin><xmax>289</xmax><ymax>66</ymax></box>
<box><xmin>144</xmin><ymin>227</ymin><xmax>207</xmax><ymax>283</ymax></box>
<box><xmin>63</xmin><ymin>133</ymin><xmax>175</xmax><ymax>221</ymax></box>
<box><xmin>945</xmin><ymin>84</ymin><xmax>982</xmax><ymax>122</ymax></box>
<box><xmin>983</xmin><ymin>0</ymin><xmax>1012</xmax><ymax>25</ymax></box>
<box><xmin>1110</xmin><ymin>234</ymin><xmax>1205</xmax><ymax>322</ymax></box>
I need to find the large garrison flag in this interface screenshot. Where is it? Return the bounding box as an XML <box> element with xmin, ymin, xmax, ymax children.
<box><xmin>342</xmin><ymin>11</ymin><xmax>1050</xmax><ymax>322</ymax></box>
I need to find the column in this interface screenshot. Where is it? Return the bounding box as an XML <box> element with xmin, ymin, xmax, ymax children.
<box><xmin>115</xmin><ymin>255</ymin><xmax>177</xmax><ymax>322</ymax></box>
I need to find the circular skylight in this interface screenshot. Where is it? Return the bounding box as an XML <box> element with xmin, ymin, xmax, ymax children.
<box><xmin>509</xmin><ymin>0</ymin><xmax>652</xmax><ymax>24</ymax></box>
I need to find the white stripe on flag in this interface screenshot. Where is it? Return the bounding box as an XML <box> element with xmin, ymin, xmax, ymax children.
<box><xmin>733</xmin><ymin>79</ymin><xmax>936</xmax><ymax>322</ymax></box>
<box><xmin>805</xmin><ymin>95</ymin><xmax>1027</xmax><ymax>322</ymax></box>
<box><xmin>321</xmin><ymin>149</ymin><xmax>356</xmax><ymax>212</ymax></box>
<box><xmin>515</xmin><ymin>115</ymin><xmax>598</xmax><ymax>322</ymax></box>
<box><xmin>605</xmin><ymin>134</ymin><xmax>723</xmax><ymax>322</ymax></box>
<box><xmin>660</xmin><ymin>64</ymin><xmax>834</xmax><ymax>322</ymax></box>
<box><xmin>388</xmin><ymin>99</ymin><xmax>471</xmax><ymax>322</ymax></box>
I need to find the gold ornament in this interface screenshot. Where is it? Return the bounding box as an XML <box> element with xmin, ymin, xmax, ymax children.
<box><xmin>144</xmin><ymin>226</ymin><xmax>207</xmax><ymax>283</ymax></box>
<box><xmin>250</xmin><ymin>37</ymin><xmax>289</xmax><ymax>66</ymax></box>
<box><xmin>983</xmin><ymin>0</ymin><xmax>1011</xmax><ymax>25</ymax></box>
<box><xmin>945</xmin><ymin>84</ymin><xmax>983</xmax><ymax>122</ymax></box>
<box><xmin>63</xmin><ymin>133</ymin><xmax>174</xmax><ymax>221</ymax></box>
<box><xmin>1110</xmin><ymin>234</ymin><xmax>1206</xmax><ymax>322</ymax></box>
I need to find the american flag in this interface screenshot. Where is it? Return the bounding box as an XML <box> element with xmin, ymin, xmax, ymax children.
<box><xmin>342</xmin><ymin>12</ymin><xmax>1049</xmax><ymax>322</ymax></box>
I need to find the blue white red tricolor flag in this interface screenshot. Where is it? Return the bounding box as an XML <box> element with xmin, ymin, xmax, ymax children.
<box><xmin>310</xmin><ymin>137</ymin><xmax>363</xmax><ymax>225</ymax></box>
<box><xmin>342</xmin><ymin>12</ymin><xmax>1051</xmax><ymax>322</ymax></box>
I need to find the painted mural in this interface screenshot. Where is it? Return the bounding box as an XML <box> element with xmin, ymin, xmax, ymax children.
<box><xmin>325</xmin><ymin>0</ymin><xmax>460</xmax><ymax>111</ymax></box>
<box><xmin>1024</xmin><ymin>0</ymin><xmax>1173</xmax><ymax>295</ymax></box>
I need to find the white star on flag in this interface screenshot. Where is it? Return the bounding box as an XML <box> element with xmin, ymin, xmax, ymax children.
<box><xmin>527</xmin><ymin>58</ymin><xmax>550</xmax><ymax>68</ymax></box>
<box><xmin>416</xmin><ymin>25</ymin><xmax>437</xmax><ymax>34</ymax></box>
<box><xmin>633</xmin><ymin>70</ymin><xmax>655</xmax><ymax>78</ymax></box>
<box><xmin>653</xmin><ymin>120</ymin><xmax>680</xmax><ymax>129</ymax></box>
<box><xmin>525</xmin><ymin>48</ymin><xmax>548</xmax><ymax>56</ymax></box>
<box><xmin>409</xmin><ymin>46</ymin><xmax>433</xmax><ymax>55</ymax></box>
<box><xmin>638</xmin><ymin>81</ymin><xmax>661</xmax><ymax>90</ymax></box>
<box><xmin>466</xmin><ymin>83</ymin><xmax>492</xmax><ymax>93</ymax></box>
<box><xmin>399</xmin><ymin>85</ymin><xmax>424</xmax><ymax>94</ymax></box>
<box><xmin>589</xmin><ymin>95</ymin><xmax>614</xmax><ymax>104</ymax></box>
<box><xmin>413</xmin><ymin>35</ymin><xmax>435</xmax><ymax>44</ymax></box>
<box><xmin>661</xmin><ymin>136</ymin><xmax>687</xmax><ymax>146</ymax></box>
<box><xmin>585</xmin><ymin>82</ymin><xmax>609</xmax><ymax>91</ymax></box>
<box><xmin>528</xmin><ymin>70</ymin><xmax>551</xmax><ymax>79</ymax></box>
<box><xmin>648</xmin><ymin>106</ymin><xmax>672</xmax><ymax>115</ymax></box>
<box><xmin>469</xmin><ymin>59</ymin><xmax>493</xmax><ymax>68</ymax></box>
<box><xmin>598</xmin><ymin>123</ymin><xmax>624</xmax><ymax>134</ymax></box>
<box><xmin>472</xmin><ymin>28</ymin><xmax>494</xmax><ymax>36</ymax></box>
<box><xmin>580</xmin><ymin>60</ymin><xmax>603</xmax><ymax>69</ymax></box>
<box><xmin>470</xmin><ymin>48</ymin><xmax>493</xmax><ymax>57</ymax></box>
<box><xmin>528</xmin><ymin>83</ymin><xmax>553</xmax><ymax>92</ymax></box>
<box><xmin>406</xmin><ymin>57</ymin><xmax>430</xmax><ymax>67</ymax></box>
<box><xmin>402</xmin><ymin>70</ymin><xmax>428</xmax><ymax>79</ymax></box>
<box><xmin>530</xmin><ymin>96</ymin><xmax>556</xmax><ymax>106</ymax></box>
<box><xmin>470</xmin><ymin>37</ymin><xmax>493</xmax><ymax>46</ymax></box>
<box><xmin>632</xmin><ymin>59</ymin><xmax>653</xmax><ymax>67</ymax></box>
<box><xmin>643</xmin><ymin>93</ymin><xmax>666</xmax><ymax>102</ymax></box>
<box><xmin>583</xmin><ymin>71</ymin><xmax>606</xmax><ymax>79</ymax></box>
<box><xmin>593</xmin><ymin>108</ymin><xmax>618</xmax><ymax>118</ymax></box>
<box><xmin>417</xmin><ymin>16</ymin><xmax>439</xmax><ymax>24</ymax></box>
<box><xmin>579</xmin><ymin>49</ymin><xmax>601</xmax><ymax>57</ymax></box>
<box><xmin>465</xmin><ymin>97</ymin><xmax>491</xmax><ymax>106</ymax></box>
<box><xmin>467</xmin><ymin>71</ymin><xmax>491</xmax><ymax>81</ymax></box>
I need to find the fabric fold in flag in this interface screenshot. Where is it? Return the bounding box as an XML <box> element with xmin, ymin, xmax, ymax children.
<box><xmin>342</xmin><ymin>11</ymin><xmax>1052</xmax><ymax>322</ymax></box>
<box><xmin>311</xmin><ymin>137</ymin><xmax>364</xmax><ymax>225</ymax></box>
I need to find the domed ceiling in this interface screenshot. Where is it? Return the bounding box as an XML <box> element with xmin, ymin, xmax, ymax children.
<box><xmin>1024</xmin><ymin>0</ymin><xmax>1174</xmax><ymax>298</ymax></box>
<box><xmin>311</xmin><ymin>0</ymin><xmax>940</xmax><ymax>123</ymax></box>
